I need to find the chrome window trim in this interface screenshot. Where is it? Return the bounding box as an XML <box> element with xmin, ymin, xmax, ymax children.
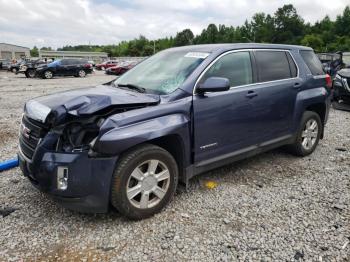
<box><xmin>313</xmin><ymin>74</ymin><xmax>328</xmax><ymax>79</ymax></box>
<box><xmin>193</xmin><ymin>48</ymin><xmax>300</xmax><ymax>95</ymax></box>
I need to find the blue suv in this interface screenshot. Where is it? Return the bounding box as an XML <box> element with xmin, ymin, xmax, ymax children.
<box><xmin>18</xmin><ymin>44</ymin><xmax>331</xmax><ymax>219</ymax></box>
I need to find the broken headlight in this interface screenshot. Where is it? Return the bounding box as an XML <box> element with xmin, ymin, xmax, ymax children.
<box><xmin>56</xmin><ymin>118</ymin><xmax>104</xmax><ymax>153</ymax></box>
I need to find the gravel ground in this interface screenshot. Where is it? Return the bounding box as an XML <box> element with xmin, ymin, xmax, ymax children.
<box><xmin>0</xmin><ymin>70</ymin><xmax>349</xmax><ymax>261</ymax></box>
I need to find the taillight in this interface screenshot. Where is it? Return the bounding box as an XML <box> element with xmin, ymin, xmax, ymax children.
<box><xmin>84</xmin><ymin>64</ymin><xmax>92</xmax><ymax>68</ymax></box>
<box><xmin>325</xmin><ymin>74</ymin><xmax>332</xmax><ymax>88</ymax></box>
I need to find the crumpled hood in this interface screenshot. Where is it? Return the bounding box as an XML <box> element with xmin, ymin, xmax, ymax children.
<box><xmin>338</xmin><ymin>69</ymin><xmax>350</xmax><ymax>78</ymax></box>
<box><xmin>25</xmin><ymin>85</ymin><xmax>160</xmax><ymax>124</ymax></box>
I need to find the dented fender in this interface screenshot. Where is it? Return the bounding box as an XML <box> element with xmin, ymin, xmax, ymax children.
<box><xmin>94</xmin><ymin>113</ymin><xmax>191</xmax><ymax>156</ymax></box>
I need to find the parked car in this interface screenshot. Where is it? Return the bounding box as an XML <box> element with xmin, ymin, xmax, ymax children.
<box><xmin>18</xmin><ymin>59</ymin><xmax>48</xmax><ymax>78</ymax></box>
<box><xmin>0</xmin><ymin>59</ymin><xmax>11</xmax><ymax>70</ymax></box>
<box><xmin>8</xmin><ymin>61</ymin><xmax>22</xmax><ymax>73</ymax></box>
<box><xmin>18</xmin><ymin>44</ymin><xmax>331</xmax><ymax>219</ymax></box>
<box><xmin>95</xmin><ymin>60</ymin><xmax>118</xmax><ymax>70</ymax></box>
<box><xmin>342</xmin><ymin>52</ymin><xmax>350</xmax><ymax>68</ymax></box>
<box><xmin>88</xmin><ymin>60</ymin><xmax>95</xmax><ymax>67</ymax></box>
<box><xmin>105</xmin><ymin>61</ymin><xmax>137</xmax><ymax>75</ymax></box>
<box><xmin>333</xmin><ymin>68</ymin><xmax>350</xmax><ymax>104</ymax></box>
<box><xmin>317</xmin><ymin>52</ymin><xmax>342</xmax><ymax>77</ymax></box>
<box><xmin>36</xmin><ymin>58</ymin><xmax>93</xmax><ymax>79</ymax></box>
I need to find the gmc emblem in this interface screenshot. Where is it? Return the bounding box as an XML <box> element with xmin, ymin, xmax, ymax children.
<box><xmin>21</xmin><ymin>124</ymin><xmax>31</xmax><ymax>139</ymax></box>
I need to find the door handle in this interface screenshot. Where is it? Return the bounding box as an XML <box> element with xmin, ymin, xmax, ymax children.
<box><xmin>293</xmin><ymin>82</ymin><xmax>302</xmax><ymax>89</ymax></box>
<box><xmin>246</xmin><ymin>91</ymin><xmax>258</xmax><ymax>98</ymax></box>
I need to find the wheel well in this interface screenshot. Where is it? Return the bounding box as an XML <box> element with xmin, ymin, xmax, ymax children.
<box><xmin>306</xmin><ymin>103</ymin><xmax>326</xmax><ymax>124</ymax></box>
<box><xmin>305</xmin><ymin>103</ymin><xmax>326</xmax><ymax>138</ymax></box>
<box><xmin>148</xmin><ymin>135</ymin><xmax>185</xmax><ymax>180</ymax></box>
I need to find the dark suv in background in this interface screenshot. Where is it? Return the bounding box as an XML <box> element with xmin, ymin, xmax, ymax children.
<box><xmin>36</xmin><ymin>58</ymin><xmax>93</xmax><ymax>79</ymax></box>
<box><xmin>18</xmin><ymin>44</ymin><xmax>331</xmax><ymax>219</ymax></box>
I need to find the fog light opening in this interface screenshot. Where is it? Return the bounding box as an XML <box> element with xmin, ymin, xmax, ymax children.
<box><xmin>57</xmin><ymin>166</ymin><xmax>68</xmax><ymax>190</ymax></box>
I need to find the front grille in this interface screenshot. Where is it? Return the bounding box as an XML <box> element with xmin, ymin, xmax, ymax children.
<box><xmin>19</xmin><ymin>115</ymin><xmax>49</xmax><ymax>160</ymax></box>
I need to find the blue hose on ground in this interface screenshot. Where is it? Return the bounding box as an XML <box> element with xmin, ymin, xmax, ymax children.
<box><xmin>0</xmin><ymin>157</ymin><xmax>19</xmax><ymax>172</ymax></box>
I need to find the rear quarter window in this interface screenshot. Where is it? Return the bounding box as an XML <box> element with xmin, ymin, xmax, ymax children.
<box><xmin>300</xmin><ymin>50</ymin><xmax>325</xmax><ymax>76</ymax></box>
<box><xmin>255</xmin><ymin>51</ymin><xmax>293</xmax><ymax>82</ymax></box>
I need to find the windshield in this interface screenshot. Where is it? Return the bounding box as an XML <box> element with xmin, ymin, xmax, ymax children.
<box><xmin>343</xmin><ymin>54</ymin><xmax>350</xmax><ymax>66</ymax></box>
<box><xmin>114</xmin><ymin>50</ymin><xmax>209</xmax><ymax>94</ymax></box>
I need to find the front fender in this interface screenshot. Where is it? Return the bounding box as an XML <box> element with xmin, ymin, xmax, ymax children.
<box><xmin>94</xmin><ymin>114</ymin><xmax>190</xmax><ymax>156</ymax></box>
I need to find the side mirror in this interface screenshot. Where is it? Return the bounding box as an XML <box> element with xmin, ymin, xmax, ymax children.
<box><xmin>197</xmin><ymin>77</ymin><xmax>230</xmax><ymax>93</ymax></box>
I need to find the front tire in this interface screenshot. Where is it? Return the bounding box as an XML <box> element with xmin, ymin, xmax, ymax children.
<box><xmin>289</xmin><ymin>111</ymin><xmax>322</xmax><ymax>156</ymax></box>
<box><xmin>26</xmin><ymin>69</ymin><xmax>36</xmax><ymax>78</ymax></box>
<box><xmin>111</xmin><ymin>144</ymin><xmax>178</xmax><ymax>220</ymax></box>
<box><xmin>43</xmin><ymin>70</ymin><xmax>53</xmax><ymax>79</ymax></box>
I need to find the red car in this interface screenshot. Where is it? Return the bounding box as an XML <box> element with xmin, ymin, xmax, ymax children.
<box><xmin>105</xmin><ymin>61</ymin><xmax>138</xmax><ymax>75</ymax></box>
<box><xmin>95</xmin><ymin>60</ymin><xmax>118</xmax><ymax>70</ymax></box>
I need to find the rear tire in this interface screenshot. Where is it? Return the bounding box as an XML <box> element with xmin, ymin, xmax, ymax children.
<box><xmin>78</xmin><ymin>69</ymin><xmax>86</xmax><ymax>77</ymax></box>
<box><xmin>289</xmin><ymin>111</ymin><xmax>322</xmax><ymax>156</ymax></box>
<box><xmin>110</xmin><ymin>144</ymin><xmax>178</xmax><ymax>220</ymax></box>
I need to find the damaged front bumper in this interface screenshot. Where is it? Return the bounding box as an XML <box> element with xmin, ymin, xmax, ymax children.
<box><xmin>18</xmin><ymin>148</ymin><xmax>118</xmax><ymax>213</ymax></box>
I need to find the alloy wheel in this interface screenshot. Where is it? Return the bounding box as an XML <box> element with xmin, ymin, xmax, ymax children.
<box><xmin>301</xmin><ymin>119</ymin><xmax>318</xmax><ymax>150</ymax></box>
<box><xmin>28</xmin><ymin>70</ymin><xmax>36</xmax><ymax>78</ymax></box>
<box><xmin>78</xmin><ymin>70</ymin><xmax>86</xmax><ymax>77</ymax></box>
<box><xmin>126</xmin><ymin>159</ymin><xmax>170</xmax><ymax>209</ymax></box>
<box><xmin>44</xmin><ymin>71</ymin><xmax>53</xmax><ymax>79</ymax></box>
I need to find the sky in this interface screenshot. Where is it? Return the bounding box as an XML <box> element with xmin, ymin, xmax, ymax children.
<box><xmin>0</xmin><ymin>0</ymin><xmax>348</xmax><ymax>49</ymax></box>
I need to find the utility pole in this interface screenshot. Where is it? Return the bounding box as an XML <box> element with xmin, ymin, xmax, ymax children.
<box><xmin>153</xmin><ymin>41</ymin><xmax>156</xmax><ymax>54</ymax></box>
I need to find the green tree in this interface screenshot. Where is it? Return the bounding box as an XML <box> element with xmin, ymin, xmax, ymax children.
<box><xmin>40</xmin><ymin>47</ymin><xmax>52</xmax><ymax>51</ymax></box>
<box><xmin>251</xmin><ymin>13</ymin><xmax>275</xmax><ymax>43</ymax></box>
<box><xmin>301</xmin><ymin>34</ymin><xmax>324</xmax><ymax>52</ymax></box>
<box><xmin>273</xmin><ymin>4</ymin><xmax>305</xmax><ymax>44</ymax></box>
<box><xmin>174</xmin><ymin>29</ymin><xmax>194</xmax><ymax>46</ymax></box>
<box><xmin>30</xmin><ymin>46</ymin><xmax>39</xmax><ymax>57</ymax></box>
<box><xmin>334</xmin><ymin>6</ymin><xmax>350</xmax><ymax>36</ymax></box>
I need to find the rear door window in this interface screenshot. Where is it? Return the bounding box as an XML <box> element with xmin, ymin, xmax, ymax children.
<box><xmin>70</xmin><ymin>59</ymin><xmax>80</xmax><ymax>65</ymax></box>
<box><xmin>286</xmin><ymin>52</ymin><xmax>298</xmax><ymax>77</ymax></box>
<box><xmin>300</xmin><ymin>50</ymin><xmax>325</xmax><ymax>76</ymax></box>
<box><xmin>254</xmin><ymin>51</ymin><xmax>292</xmax><ymax>82</ymax></box>
<box><xmin>200</xmin><ymin>51</ymin><xmax>253</xmax><ymax>87</ymax></box>
<box><xmin>60</xmin><ymin>59</ymin><xmax>69</xmax><ymax>65</ymax></box>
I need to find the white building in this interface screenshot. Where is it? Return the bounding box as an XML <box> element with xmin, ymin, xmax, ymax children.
<box><xmin>0</xmin><ymin>43</ymin><xmax>30</xmax><ymax>60</ymax></box>
<box><xmin>39</xmin><ymin>50</ymin><xmax>108</xmax><ymax>63</ymax></box>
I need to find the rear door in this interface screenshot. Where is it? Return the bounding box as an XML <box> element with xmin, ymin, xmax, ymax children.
<box><xmin>55</xmin><ymin>60</ymin><xmax>67</xmax><ymax>75</ymax></box>
<box><xmin>251</xmin><ymin>50</ymin><xmax>300</xmax><ymax>144</ymax></box>
<box><xmin>66</xmin><ymin>59</ymin><xmax>80</xmax><ymax>75</ymax></box>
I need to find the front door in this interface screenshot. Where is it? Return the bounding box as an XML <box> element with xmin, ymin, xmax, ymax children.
<box><xmin>193</xmin><ymin>51</ymin><xmax>260</xmax><ymax>164</ymax></box>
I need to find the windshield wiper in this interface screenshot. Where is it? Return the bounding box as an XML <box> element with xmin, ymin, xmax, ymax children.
<box><xmin>117</xmin><ymin>83</ymin><xmax>146</xmax><ymax>93</ymax></box>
